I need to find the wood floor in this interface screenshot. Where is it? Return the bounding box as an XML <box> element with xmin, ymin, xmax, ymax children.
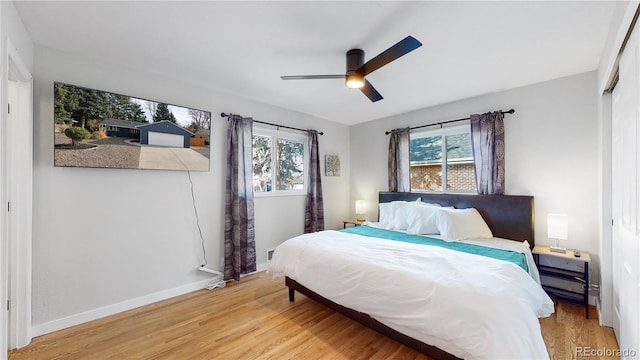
<box><xmin>9</xmin><ymin>272</ymin><xmax>619</xmax><ymax>360</ymax></box>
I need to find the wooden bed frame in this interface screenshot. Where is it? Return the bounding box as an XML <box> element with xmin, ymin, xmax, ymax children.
<box><xmin>286</xmin><ymin>191</ymin><xmax>535</xmax><ymax>359</ymax></box>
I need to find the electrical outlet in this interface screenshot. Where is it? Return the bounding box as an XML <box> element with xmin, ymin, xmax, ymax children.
<box><xmin>220</xmin><ymin>257</ymin><xmax>224</xmax><ymax>267</ymax></box>
<box><xmin>267</xmin><ymin>248</ymin><xmax>276</xmax><ymax>262</ymax></box>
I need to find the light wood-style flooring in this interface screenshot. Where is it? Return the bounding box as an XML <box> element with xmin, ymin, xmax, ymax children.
<box><xmin>9</xmin><ymin>272</ymin><xmax>618</xmax><ymax>359</ymax></box>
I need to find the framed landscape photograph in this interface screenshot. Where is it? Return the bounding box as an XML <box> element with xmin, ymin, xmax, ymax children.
<box><xmin>54</xmin><ymin>82</ymin><xmax>211</xmax><ymax>171</ymax></box>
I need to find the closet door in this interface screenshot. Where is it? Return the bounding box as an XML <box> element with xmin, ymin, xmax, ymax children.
<box><xmin>611</xmin><ymin>18</ymin><xmax>640</xmax><ymax>359</ymax></box>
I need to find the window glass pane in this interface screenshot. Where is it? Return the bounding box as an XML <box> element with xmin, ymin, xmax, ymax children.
<box><xmin>252</xmin><ymin>135</ymin><xmax>272</xmax><ymax>192</ymax></box>
<box><xmin>409</xmin><ymin>126</ymin><xmax>476</xmax><ymax>193</ymax></box>
<box><xmin>276</xmin><ymin>139</ymin><xmax>304</xmax><ymax>190</ymax></box>
<box><xmin>446</xmin><ymin>133</ymin><xmax>476</xmax><ymax>191</ymax></box>
<box><xmin>410</xmin><ymin>136</ymin><xmax>442</xmax><ymax>191</ymax></box>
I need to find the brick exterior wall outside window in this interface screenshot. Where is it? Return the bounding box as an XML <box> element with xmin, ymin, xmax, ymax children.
<box><xmin>410</xmin><ymin>163</ymin><xmax>476</xmax><ymax>191</ymax></box>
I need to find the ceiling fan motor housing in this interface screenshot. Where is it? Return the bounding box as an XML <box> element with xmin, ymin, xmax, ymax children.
<box><xmin>346</xmin><ymin>49</ymin><xmax>365</xmax><ymax>87</ymax></box>
<box><xmin>347</xmin><ymin>49</ymin><xmax>364</xmax><ymax>75</ymax></box>
<box><xmin>346</xmin><ymin>49</ymin><xmax>365</xmax><ymax>72</ymax></box>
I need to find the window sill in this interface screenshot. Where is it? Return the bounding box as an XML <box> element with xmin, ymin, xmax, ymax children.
<box><xmin>254</xmin><ymin>191</ymin><xmax>307</xmax><ymax>198</ymax></box>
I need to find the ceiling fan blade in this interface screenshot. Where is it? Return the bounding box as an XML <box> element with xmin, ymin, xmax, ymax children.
<box><xmin>358</xmin><ymin>36</ymin><xmax>422</xmax><ymax>76</ymax></box>
<box><xmin>360</xmin><ymin>79</ymin><xmax>383</xmax><ymax>102</ymax></box>
<box><xmin>281</xmin><ymin>75</ymin><xmax>345</xmax><ymax>80</ymax></box>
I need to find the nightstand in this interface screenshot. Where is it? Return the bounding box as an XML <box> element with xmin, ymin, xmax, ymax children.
<box><xmin>532</xmin><ymin>245</ymin><xmax>591</xmax><ymax>318</ymax></box>
<box><xmin>343</xmin><ymin>219</ymin><xmax>365</xmax><ymax>228</ymax></box>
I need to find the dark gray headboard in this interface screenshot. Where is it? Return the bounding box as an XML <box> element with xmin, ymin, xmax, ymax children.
<box><xmin>379</xmin><ymin>192</ymin><xmax>535</xmax><ymax>248</ymax></box>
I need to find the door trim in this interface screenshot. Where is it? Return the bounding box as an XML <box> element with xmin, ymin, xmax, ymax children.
<box><xmin>2</xmin><ymin>36</ymin><xmax>33</xmax><ymax>351</ymax></box>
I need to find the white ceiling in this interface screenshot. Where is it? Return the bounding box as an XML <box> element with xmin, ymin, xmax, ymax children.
<box><xmin>14</xmin><ymin>1</ymin><xmax>620</xmax><ymax>125</ymax></box>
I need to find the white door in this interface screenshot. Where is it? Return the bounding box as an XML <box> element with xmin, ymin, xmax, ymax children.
<box><xmin>611</xmin><ymin>18</ymin><xmax>640</xmax><ymax>360</ymax></box>
<box><xmin>0</xmin><ymin>39</ymin><xmax>33</xmax><ymax>356</ymax></box>
<box><xmin>147</xmin><ymin>131</ymin><xmax>184</xmax><ymax>148</ymax></box>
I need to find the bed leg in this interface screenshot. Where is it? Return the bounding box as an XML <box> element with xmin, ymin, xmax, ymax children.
<box><xmin>288</xmin><ymin>287</ymin><xmax>295</xmax><ymax>301</ymax></box>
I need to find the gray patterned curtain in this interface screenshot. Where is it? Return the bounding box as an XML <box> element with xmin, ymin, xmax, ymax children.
<box><xmin>304</xmin><ymin>130</ymin><xmax>324</xmax><ymax>233</ymax></box>
<box><xmin>224</xmin><ymin>114</ymin><xmax>256</xmax><ymax>281</ymax></box>
<box><xmin>470</xmin><ymin>111</ymin><xmax>505</xmax><ymax>195</ymax></box>
<box><xmin>388</xmin><ymin>127</ymin><xmax>411</xmax><ymax>192</ymax></box>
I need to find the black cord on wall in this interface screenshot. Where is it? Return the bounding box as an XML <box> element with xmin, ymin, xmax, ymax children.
<box><xmin>187</xmin><ymin>170</ymin><xmax>208</xmax><ymax>267</ymax></box>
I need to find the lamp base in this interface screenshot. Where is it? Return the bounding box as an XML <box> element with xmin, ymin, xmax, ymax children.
<box><xmin>356</xmin><ymin>218</ymin><xmax>366</xmax><ymax>222</ymax></box>
<box><xmin>549</xmin><ymin>245</ymin><xmax>567</xmax><ymax>254</ymax></box>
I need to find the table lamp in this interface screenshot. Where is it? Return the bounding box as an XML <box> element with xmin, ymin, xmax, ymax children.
<box><xmin>547</xmin><ymin>213</ymin><xmax>568</xmax><ymax>253</ymax></box>
<box><xmin>355</xmin><ymin>200</ymin><xmax>366</xmax><ymax>221</ymax></box>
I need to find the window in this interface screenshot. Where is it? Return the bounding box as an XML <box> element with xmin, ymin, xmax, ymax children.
<box><xmin>252</xmin><ymin>128</ymin><xmax>306</xmax><ymax>195</ymax></box>
<box><xmin>410</xmin><ymin>125</ymin><xmax>476</xmax><ymax>192</ymax></box>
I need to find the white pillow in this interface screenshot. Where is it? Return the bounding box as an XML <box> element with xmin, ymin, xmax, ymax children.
<box><xmin>416</xmin><ymin>200</ymin><xmax>442</xmax><ymax>207</ymax></box>
<box><xmin>390</xmin><ymin>201</ymin><xmax>416</xmax><ymax>230</ymax></box>
<box><xmin>379</xmin><ymin>201</ymin><xmax>411</xmax><ymax>229</ymax></box>
<box><xmin>436</xmin><ymin>208</ymin><xmax>493</xmax><ymax>241</ymax></box>
<box><xmin>378</xmin><ymin>202</ymin><xmax>395</xmax><ymax>228</ymax></box>
<box><xmin>406</xmin><ymin>205</ymin><xmax>441</xmax><ymax>234</ymax></box>
<box><xmin>379</xmin><ymin>200</ymin><xmax>441</xmax><ymax>230</ymax></box>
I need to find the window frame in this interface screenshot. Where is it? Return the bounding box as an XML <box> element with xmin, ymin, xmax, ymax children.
<box><xmin>410</xmin><ymin>124</ymin><xmax>476</xmax><ymax>194</ymax></box>
<box><xmin>252</xmin><ymin>127</ymin><xmax>308</xmax><ymax>197</ymax></box>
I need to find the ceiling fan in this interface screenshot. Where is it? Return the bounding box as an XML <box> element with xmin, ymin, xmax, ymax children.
<box><xmin>280</xmin><ymin>36</ymin><xmax>422</xmax><ymax>102</ymax></box>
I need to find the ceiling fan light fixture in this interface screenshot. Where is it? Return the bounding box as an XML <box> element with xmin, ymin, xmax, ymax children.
<box><xmin>346</xmin><ymin>73</ymin><xmax>364</xmax><ymax>89</ymax></box>
<box><xmin>280</xmin><ymin>36</ymin><xmax>422</xmax><ymax>102</ymax></box>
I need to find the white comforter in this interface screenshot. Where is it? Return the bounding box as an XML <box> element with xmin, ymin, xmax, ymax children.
<box><xmin>268</xmin><ymin>228</ymin><xmax>554</xmax><ymax>360</ymax></box>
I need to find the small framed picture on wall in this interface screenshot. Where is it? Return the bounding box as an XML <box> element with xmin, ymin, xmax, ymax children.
<box><xmin>325</xmin><ymin>154</ymin><xmax>340</xmax><ymax>176</ymax></box>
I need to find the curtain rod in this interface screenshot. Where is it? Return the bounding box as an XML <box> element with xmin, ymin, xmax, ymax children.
<box><xmin>220</xmin><ymin>113</ymin><xmax>324</xmax><ymax>135</ymax></box>
<box><xmin>384</xmin><ymin>109</ymin><xmax>515</xmax><ymax>135</ymax></box>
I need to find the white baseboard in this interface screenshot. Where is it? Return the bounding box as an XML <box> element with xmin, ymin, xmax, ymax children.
<box><xmin>256</xmin><ymin>261</ymin><xmax>268</xmax><ymax>273</ymax></box>
<box><xmin>31</xmin><ymin>263</ymin><xmax>270</xmax><ymax>338</ymax></box>
<box><xmin>31</xmin><ymin>278</ymin><xmax>211</xmax><ymax>337</ymax></box>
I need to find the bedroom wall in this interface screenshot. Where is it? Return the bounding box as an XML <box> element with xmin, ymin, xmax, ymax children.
<box><xmin>1</xmin><ymin>0</ymin><xmax>33</xmax><ymax>71</ymax></box>
<box><xmin>350</xmin><ymin>71</ymin><xmax>600</xmax><ymax>281</ymax></box>
<box><xmin>31</xmin><ymin>45</ymin><xmax>350</xmax><ymax>334</ymax></box>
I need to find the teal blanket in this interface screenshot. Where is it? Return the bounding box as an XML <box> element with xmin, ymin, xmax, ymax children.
<box><xmin>341</xmin><ymin>225</ymin><xmax>528</xmax><ymax>272</ymax></box>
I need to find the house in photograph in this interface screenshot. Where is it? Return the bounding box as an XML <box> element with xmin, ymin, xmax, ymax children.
<box><xmin>190</xmin><ymin>128</ymin><xmax>210</xmax><ymax>146</ymax></box>
<box><xmin>195</xmin><ymin>128</ymin><xmax>210</xmax><ymax>141</ymax></box>
<box><xmin>99</xmin><ymin>118</ymin><xmax>142</xmax><ymax>138</ymax></box>
<box><xmin>2</xmin><ymin>1</ymin><xmax>639</xmax><ymax>360</ymax></box>
<box><xmin>138</xmin><ymin>120</ymin><xmax>194</xmax><ymax>148</ymax></box>
<box><xmin>99</xmin><ymin>118</ymin><xmax>194</xmax><ymax>148</ymax></box>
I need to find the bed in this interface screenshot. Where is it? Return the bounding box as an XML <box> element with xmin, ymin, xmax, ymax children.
<box><xmin>268</xmin><ymin>192</ymin><xmax>554</xmax><ymax>360</ymax></box>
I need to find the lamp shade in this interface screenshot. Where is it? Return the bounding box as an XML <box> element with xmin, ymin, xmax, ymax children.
<box><xmin>355</xmin><ymin>200</ymin><xmax>366</xmax><ymax>215</ymax></box>
<box><xmin>547</xmin><ymin>214</ymin><xmax>568</xmax><ymax>240</ymax></box>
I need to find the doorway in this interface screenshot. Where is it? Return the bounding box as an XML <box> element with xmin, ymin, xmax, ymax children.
<box><xmin>1</xmin><ymin>37</ymin><xmax>33</xmax><ymax>357</ymax></box>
